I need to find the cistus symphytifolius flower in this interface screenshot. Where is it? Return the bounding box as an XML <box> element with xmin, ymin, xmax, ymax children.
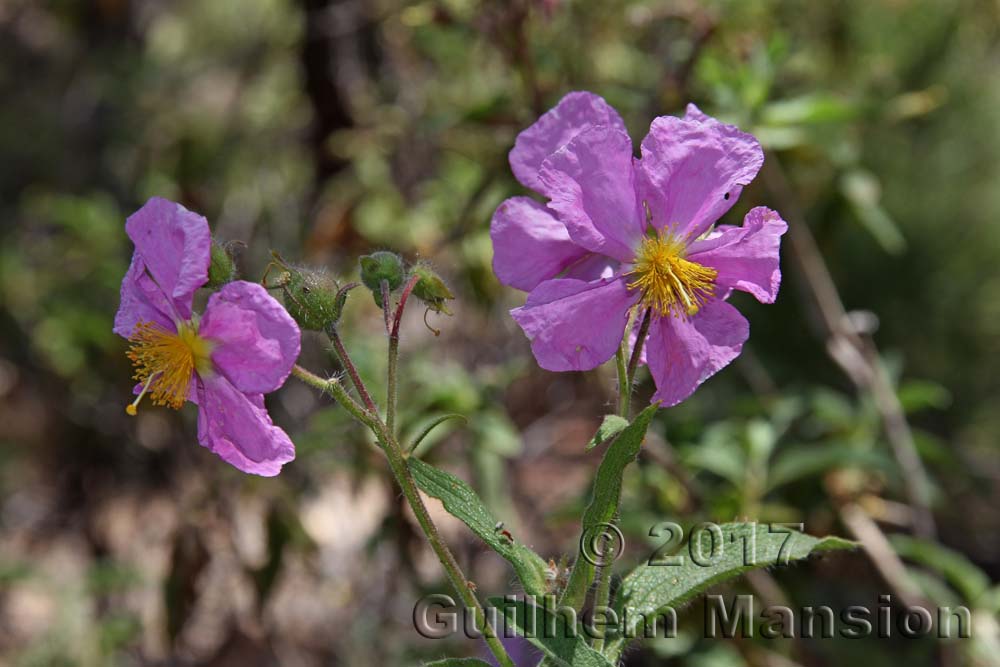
<box><xmin>491</xmin><ymin>92</ymin><xmax>787</xmax><ymax>407</ymax></box>
<box><xmin>114</xmin><ymin>197</ymin><xmax>301</xmax><ymax>476</ymax></box>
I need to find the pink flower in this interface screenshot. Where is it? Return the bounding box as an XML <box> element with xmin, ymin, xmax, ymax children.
<box><xmin>491</xmin><ymin>93</ymin><xmax>787</xmax><ymax>407</ymax></box>
<box><xmin>114</xmin><ymin>197</ymin><xmax>300</xmax><ymax>475</ymax></box>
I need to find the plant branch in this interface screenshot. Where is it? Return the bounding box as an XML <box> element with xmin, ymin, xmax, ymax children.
<box><xmin>293</xmin><ymin>362</ymin><xmax>513</xmax><ymax>667</ymax></box>
<box><xmin>326</xmin><ymin>324</ymin><xmax>379</xmax><ymax>416</ymax></box>
<box><xmin>761</xmin><ymin>155</ymin><xmax>936</xmax><ymax>538</ymax></box>
<box><xmin>387</xmin><ymin>274</ymin><xmax>420</xmax><ymax>435</ymax></box>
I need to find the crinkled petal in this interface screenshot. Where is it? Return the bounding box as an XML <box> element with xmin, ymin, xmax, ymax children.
<box><xmin>196</xmin><ymin>374</ymin><xmax>295</xmax><ymax>476</ymax></box>
<box><xmin>490</xmin><ymin>196</ymin><xmax>592</xmax><ymax>292</ymax></box>
<box><xmin>646</xmin><ymin>300</ymin><xmax>749</xmax><ymax>407</ymax></box>
<box><xmin>539</xmin><ymin>126</ymin><xmax>644</xmax><ymax>261</ymax></box>
<box><xmin>510</xmin><ymin>91</ymin><xmax>627</xmax><ymax>192</ymax></box>
<box><xmin>637</xmin><ymin>104</ymin><xmax>763</xmax><ymax>239</ymax></box>
<box><xmin>199</xmin><ymin>281</ymin><xmax>301</xmax><ymax>395</ymax></box>
<box><xmin>511</xmin><ymin>276</ymin><xmax>639</xmax><ymax>372</ymax></box>
<box><xmin>563</xmin><ymin>254</ymin><xmax>619</xmax><ymax>281</ymax></box>
<box><xmin>125</xmin><ymin>197</ymin><xmax>211</xmax><ymax>321</ymax></box>
<box><xmin>113</xmin><ymin>252</ymin><xmax>176</xmax><ymax>337</ymax></box>
<box><xmin>687</xmin><ymin>206</ymin><xmax>787</xmax><ymax>303</ymax></box>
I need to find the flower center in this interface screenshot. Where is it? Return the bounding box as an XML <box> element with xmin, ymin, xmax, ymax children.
<box><xmin>125</xmin><ymin>321</ymin><xmax>213</xmax><ymax>414</ymax></box>
<box><xmin>626</xmin><ymin>231</ymin><xmax>718</xmax><ymax>318</ymax></box>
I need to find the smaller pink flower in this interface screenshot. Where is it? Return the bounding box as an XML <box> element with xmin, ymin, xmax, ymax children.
<box><xmin>114</xmin><ymin>197</ymin><xmax>300</xmax><ymax>476</ymax></box>
<box><xmin>491</xmin><ymin>93</ymin><xmax>788</xmax><ymax>407</ymax></box>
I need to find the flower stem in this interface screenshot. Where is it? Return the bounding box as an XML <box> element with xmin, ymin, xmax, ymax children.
<box><xmin>616</xmin><ymin>344</ymin><xmax>630</xmax><ymax>418</ymax></box>
<box><xmin>627</xmin><ymin>308</ymin><xmax>653</xmax><ymax>386</ymax></box>
<box><xmin>290</xmin><ymin>365</ymin><xmax>378</xmax><ymax>430</ymax></box>
<box><xmin>591</xmin><ymin>559</ymin><xmax>613</xmax><ymax>653</ymax></box>
<box><xmin>387</xmin><ymin>274</ymin><xmax>420</xmax><ymax>436</ymax></box>
<box><xmin>326</xmin><ymin>325</ymin><xmax>379</xmax><ymax>416</ymax></box>
<box><xmin>377</xmin><ymin>425</ymin><xmax>514</xmax><ymax>667</ymax></box>
<box><xmin>380</xmin><ymin>279</ymin><xmax>392</xmax><ymax>334</ymax></box>
<box><xmin>291</xmin><ymin>363</ymin><xmax>514</xmax><ymax>667</ymax></box>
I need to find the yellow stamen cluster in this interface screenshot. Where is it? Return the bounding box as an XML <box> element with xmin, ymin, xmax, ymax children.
<box><xmin>126</xmin><ymin>321</ymin><xmax>213</xmax><ymax>413</ymax></box>
<box><xmin>626</xmin><ymin>232</ymin><xmax>718</xmax><ymax>318</ymax></box>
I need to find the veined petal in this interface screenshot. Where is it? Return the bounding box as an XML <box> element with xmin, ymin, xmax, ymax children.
<box><xmin>637</xmin><ymin>105</ymin><xmax>763</xmax><ymax>240</ymax></box>
<box><xmin>125</xmin><ymin>197</ymin><xmax>211</xmax><ymax>321</ymax></box>
<box><xmin>563</xmin><ymin>254</ymin><xmax>619</xmax><ymax>281</ymax></box>
<box><xmin>510</xmin><ymin>91</ymin><xmax>626</xmax><ymax>192</ymax></box>
<box><xmin>490</xmin><ymin>196</ymin><xmax>592</xmax><ymax>292</ymax></box>
<box><xmin>687</xmin><ymin>206</ymin><xmax>788</xmax><ymax>303</ymax></box>
<box><xmin>646</xmin><ymin>300</ymin><xmax>749</xmax><ymax>407</ymax></box>
<box><xmin>199</xmin><ymin>281</ymin><xmax>301</xmax><ymax>395</ymax></box>
<box><xmin>113</xmin><ymin>252</ymin><xmax>176</xmax><ymax>337</ymax></box>
<box><xmin>511</xmin><ymin>276</ymin><xmax>639</xmax><ymax>372</ymax></box>
<box><xmin>539</xmin><ymin>126</ymin><xmax>644</xmax><ymax>262</ymax></box>
<box><xmin>196</xmin><ymin>374</ymin><xmax>295</xmax><ymax>477</ymax></box>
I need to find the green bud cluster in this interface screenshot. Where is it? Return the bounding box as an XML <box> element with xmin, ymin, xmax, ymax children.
<box><xmin>358</xmin><ymin>252</ymin><xmax>455</xmax><ymax>315</ymax></box>
<box><xmin>359</xmin><ymin>251</ymin><xmax>406</xmax><ymax>307</ymax></box>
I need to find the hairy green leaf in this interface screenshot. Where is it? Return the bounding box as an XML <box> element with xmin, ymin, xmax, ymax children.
<box><xmin>561</xmin><ymin>404</ymin><xmax>658</xmax><ymax>608</ymax></box>
<box><xmin>585</xmin><ymin>415</ymin><xmax>630</xmax><ymax>451</ymax></box>
<box><xmin>423</xmin><ymin>659</ymin><xmax>493</xmax><ymax>667</ymax></box>
<box><xmin>489</xmin><ymin>597</ymin><xmax>615</xmax><ymax>667</ymax></box>
<box><xmin>617</xmin><ymin>522</ymin><xmax>855</xmax><ymax>640</ymax></box>
<box><xmin>408</xmin><ymin>414</ymin><xmax>467</xmax><ymax>455</ymax></box>
<box><xmin>410</xmin><ymin>457</ymin><xmax>549</xmax><ymax>596</ymax></box>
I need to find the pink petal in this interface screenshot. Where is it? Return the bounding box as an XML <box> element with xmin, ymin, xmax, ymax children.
<box><xmin>196</xmin><ymin>374</ymin><xmax>295</xmax><ymax>477</ymax></box>
<box><xmin>511</xmin><ymin>276</ymin><xmax>639</xmax><ymax>371</ymax></box>
<box><xmin>646</xmin><ymin>300</ymin><xmax>749</xmax><ymax>407</ymax></box>
<box><xmin>637</xmin><ymin>105</ymin><xmax>763</xmax><ymax>240</ymax></box>
<box><xmin>563</xmin><ymin>254</ymin><xmax>619</xmax><ymax>281</ymax></box>
<box><xmin>510</xmin><ymin>91</ymin><xmax>626</xmax><ymax>192</ymax></box>
<box><xmin>687</xmin><ymin>206</ymin><xmax>788</xmax><ymax>303</ymax></box>
<box><xmin>199</xmin><ymin>281</ymin><xmax>302</xmax><ymax>395</ymax></box>
<box><xmin>539</xmin><ymin>126</ymin><xmax>644</xmax><ymax>262</ymax></box>
<box><xmin>113</xmin><ymin>252</ymin><xmax>176</xmax><ymax>337</ymax></box>
<box><xmin>490</xmin><ymin>196</ymin><xmax>592</xmax><ymax>292</ymax></box>
<box><xmin>125</xmin><ymin>197</ymin><xmax>211</xmax><ymax>321</ymax></box>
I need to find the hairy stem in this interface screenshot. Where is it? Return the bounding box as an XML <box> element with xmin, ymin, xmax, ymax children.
<box><xmin>380</xmin><ymin>278</ymin><xmax>392</xmax><ymax>334</ymax></box>
<box><xmin>292</xmin><ymin>363</ymin><xmax>513</xmax><ymax>667</ymax></box>
<box><xmin>326</xmin><ymin>325</ymin><xmax>379</xmax><ymax>416</ymax></box>
<box><xmin>591</xmin><ymin>560</ymin><xmax>613</xmax><ymax>653</ymax></box>
<box><xmin>616</xmin><ymin>344</ymin><xmax>630</xmax><ymax>417</ymax></box>
<box><xmin>627</xmin><ymin>308</ymin><xmax>652</xmax><ymax>386</ymax></box>
<box><xmin>387</xmin><ymin>274</ymin><xmax>420</xmax><ymax>435</ymax></box>
<box><xmin>291</xmin><ymin>365</ymin><xmax>378</xmax><ymax>430</ymax></box>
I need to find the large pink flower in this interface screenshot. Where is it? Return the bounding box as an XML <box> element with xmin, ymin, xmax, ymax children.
<box><xmin>491</xmin><ymin>93</ymin><xmax>787</xmax><ymax>407</ymax></box>
<box><xmin>114</xmin><ymin>197</ymin><xmax>300</xmax><ymax>475</ymax></box>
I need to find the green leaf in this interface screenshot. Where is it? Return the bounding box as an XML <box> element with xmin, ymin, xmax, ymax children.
<box><xmin>617</xmin><ymin>523</ymin><xmax>855</xmax><ymax>639</ymax></box>
<box><xmin>489</xmin><ymin>597</ymin><xmax>615</xmax><ymax>667</ymax></box>
<box><xmin>889</xmin><ymin>534</ymin><xmax>990</xmax><ymax>605</ymax></box>
<box><xmin>585</xmin><ymin>415</ymin><xmax>630</xmax><ymax>451</ymax></box>
<box><xmin>767</xmin><ymin>445</ymin><xmax>894</xmax><ymax>490</ymax></box>
<box><xmin>561</xmin><ymin>404</ymin><xmax>658</xmax><ymax>608</ymax></box>
<box><xmin>423</xmin><ymin>659</ymin><xmax>493</xmax><ymax>667</ymax></box>
<box><xmin>841</xmin><ymin>169</ymin><xmax>907</xmax><ymax>255</ymax></box>
<box><xmin>409</xmin><ymin>457</ymin><xmax>549</xmax><ymax>596</ymax></box>
<box><xmin>408</xmin><ymin>414</ymin><xmax>467</xmax><ymax>456</ymax></box>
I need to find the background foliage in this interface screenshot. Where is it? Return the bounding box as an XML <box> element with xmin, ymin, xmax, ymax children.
<box><xmin>2</xmin><ymin>0</ymin><xmax>999</xmax><ymax>665</ymax></box>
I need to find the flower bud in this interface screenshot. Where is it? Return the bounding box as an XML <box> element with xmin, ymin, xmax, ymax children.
<box><xmin>410</xmin><ymin>263</ymin><xmax>455</xmax><ymax>315</ymax></box>
<box><xmin>206</xmin><ymin>240</ymin><xmax>238</xmax><ymax>287</ymax></box>
<box><xmin>281</xmin><ymin>267</ymin><xmax>348</xmax><ymax>331</ymax></box>
<box><xmin>359</xmin><ymin>252</ymin><xmax>405</xmax><ymax>304</ymax></box>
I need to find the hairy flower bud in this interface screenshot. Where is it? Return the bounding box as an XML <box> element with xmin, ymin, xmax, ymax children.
<box><xmin>410</xmin><ymin>263</ymin><xmax>455</xmax><ymax>315</ymax></box>
<box><xmin>360</xmin><ymin>251</ymin><xmax>404</xmax><ymax>291</ymax></box>
<box><xmin>281</xmin><ymin>267</ymin><xmax>347</xmax><ymax>331</ymax></box>
<box><xmin>206</xmin><ymin>240</ymin><xmax>238</xmax><ymax>287</ymax></box>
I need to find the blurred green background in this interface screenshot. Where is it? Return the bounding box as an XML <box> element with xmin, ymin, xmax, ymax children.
<box><xmin>2</xmin><ymin>0</ymin><xmax>1000</xmax><ymax>665</ymax></box>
